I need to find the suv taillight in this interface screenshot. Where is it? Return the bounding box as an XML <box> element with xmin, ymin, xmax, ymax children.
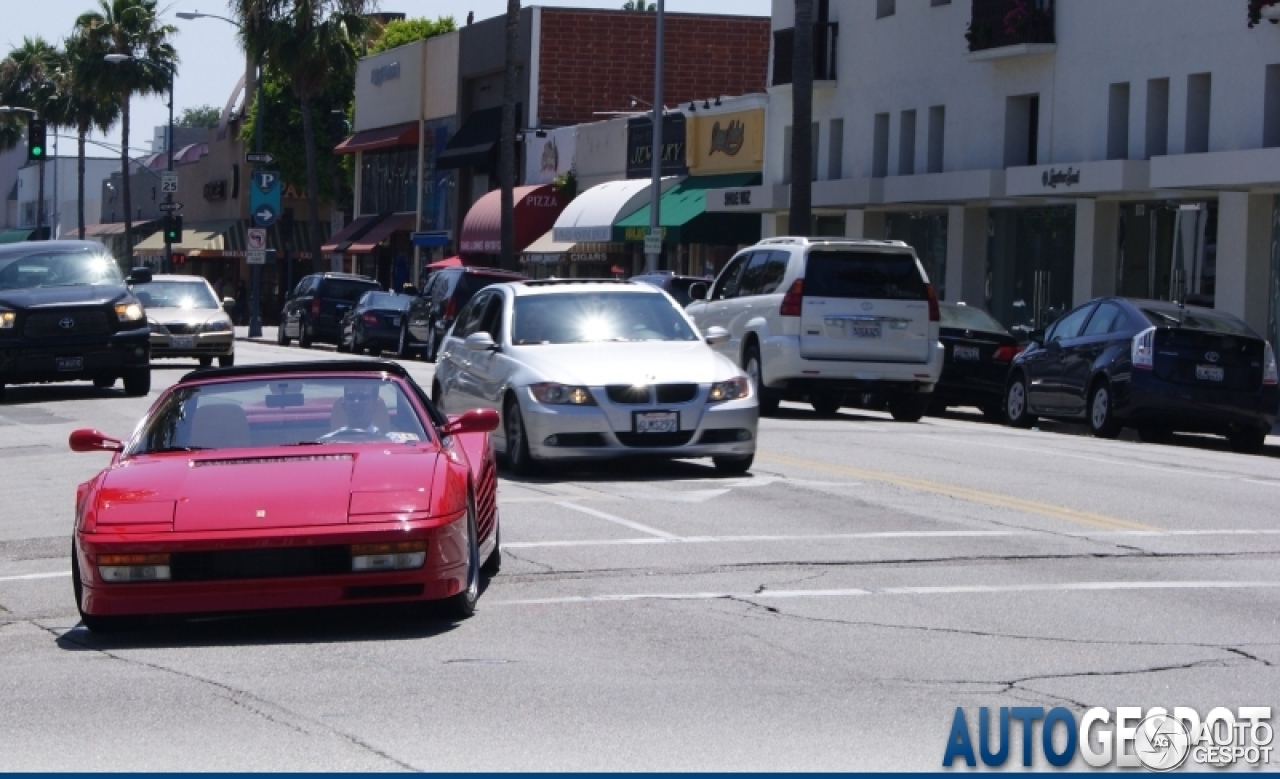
<box><xmin>310</xmin><ymin>297</ymin><xmax>321</xmax><ymax>317</ymax></box>
<box><xmin>1264</xmin><ymin>342</ymin><xmax>1278</xmax><ymax>386</ymax></box>
<box><xmin>444</xmin><ymin>296</ymin><xmax>457</xmax><ymax>320</ymax></box>
<box><xmin>1132</xmin><ymin>326</ymin><xmax>1156</xmax><ymax>370</ymax></box>
<box><xmin>925</xmin><ymin>284</ymin><xmax>940</xmax><ymax>322</ymax></box>
<box><xmin>780</xmin><ymin>278</ymin><xmax>804</xmax><ymax>317</ymax></box>
<box><xmin>362</xmin><ymin>313</ymin><xmax>379</xmax><ymax>326</ymax></box>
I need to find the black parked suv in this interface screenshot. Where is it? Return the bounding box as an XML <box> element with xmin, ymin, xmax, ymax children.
<box><xmin>630</xmin><ymin>271</ymin><xmax>710</xmax><ymax>306</ymax></box>
<box><xmin>404</xmin><ymin>266</ymin><xmax>527</xmax><ymax>361</ymax></box>
<box><xmin>278</xmin><ymin>272</ymin><xmax>381</xmax><ymax>348</ymax></box>
<box><xmin>0</xmin><ymin>240</ymin><xmax>151</xmax><ymax>398</ymax></box>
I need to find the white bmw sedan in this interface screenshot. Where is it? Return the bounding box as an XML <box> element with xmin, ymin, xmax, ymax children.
<box><xmin>431</xmin><ymin>279</ymin><xmax>758</xmax><ymax>475</ymax></box>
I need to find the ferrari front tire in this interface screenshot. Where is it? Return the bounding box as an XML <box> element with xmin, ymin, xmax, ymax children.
<box><xmin>480</xmin><ymin>516</ymin><xmax>501</xmax><ymax>576</ymax></box>
<box><xmin>439</xmin><ymin>499</ymin><xmax>480</xmax><ymax>620</ymax></box>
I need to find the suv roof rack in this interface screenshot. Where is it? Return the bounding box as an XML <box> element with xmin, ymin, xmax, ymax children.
<box><xmin>520</xmin><ymin>278</ymin><xmax>636</xmax><ymax>286</ymax></box>
<box><xmin>757</xmin><ymin>236</ymin><xmax>910</xmax><ymax>248</ymax></box>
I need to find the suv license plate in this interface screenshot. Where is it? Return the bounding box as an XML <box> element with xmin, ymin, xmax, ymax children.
<box><xmin>848</xmin><ymin>323</ymin><xmax>882</xmax><ymax>339</ymax></box>
<box><xmin>634</xmin><ymin>411</ymin><xmax>678</xmax><ymax>434</ymax></box>
<box><xmin>1195</xmin><ymin>364</ymin><xmax>1224</xmax><ymax>382</ymax></box>
<box><xmin>56</xmin><ymin>356</ymin><xmax>83</xmax><ymax>372</ymax></box>
<box><xmin>171</xmin><ymin>335</ymin><xmax>195</xmax><ymax>349</ymax></box>
<box><xmin>953</xmin><ymin>345</ymin><xmax>980</xmax><ymax>361</ymax></box>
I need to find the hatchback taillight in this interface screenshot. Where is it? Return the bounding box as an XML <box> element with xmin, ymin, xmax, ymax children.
<box><xmin>1264</xmin><ymin>342</ymin><xmax>1278</xmax><ymax>386</ymax></box>
<box><xmin>310</xmin><ymin>297</ymin><xmax>321</xmax><ymax>317</ymax></box>
<box><xmin>780</xmin><ymin>278</ymin><xmax>804</xmax><ymax>317</ymax></box>
<box><xmin>992</xmin><ymin>345</ymin><xmax>1023</xmax><ymax>363</ymax></box>
<box><xmin>444</xmin><ymin>296</ymin><xmax>457</xmax><ymax>320</ymax></box>
<box><xmin>362</xmin><ymin>313</ymin><xmax>379</xmax><ymax>326</ymax></box>
<box><xmin>1132</xmin><ymin>326</ymin><xmax>1156</xmax><ymax>370</ymax></box>
<box><xmin>925</xmin><ymin>283</ymin><xmax>940</xmax><ymax>322</ymax></box>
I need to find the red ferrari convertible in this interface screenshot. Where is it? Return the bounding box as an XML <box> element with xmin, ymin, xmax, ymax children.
<box><xmin>68</xmin><ymin>360</ymin><xmax>501</xmax><ymax>632</ymax></box>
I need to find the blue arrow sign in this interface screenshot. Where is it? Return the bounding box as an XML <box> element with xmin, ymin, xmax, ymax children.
<box><xmin>249</xmin><ymin>170</ymin><xmax>281</xmax><ymax>227</ymax></box>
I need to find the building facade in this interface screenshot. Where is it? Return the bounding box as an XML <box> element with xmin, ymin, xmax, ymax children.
<box><xmin>709</xmin><ymin>0</ymin><xmax>1280</xmax><ymax>348</ymax></box>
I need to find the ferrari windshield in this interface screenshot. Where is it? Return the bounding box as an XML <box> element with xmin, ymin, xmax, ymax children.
<box><xmin>0</xmin><ymin>247</ymin><xmax>123</xmax><ymax>290</ymax></box>
<box><xmin>127</xmin><ymin>376</ymin><xmax>431</xmax><ymax>454</ymax></box>
<box><xmin>133</xmin><ymin>280</ymin><xmax>220</xmax><ymax>310</ymax></box>
<box><xmin>512</xmin><ymin>291</ymin><xmax>699</xmax><ymax>345</ymax></box>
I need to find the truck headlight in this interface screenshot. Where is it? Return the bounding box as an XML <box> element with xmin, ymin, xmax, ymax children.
<box><xmin>0</xmin><ymin>310</ymin><xmax>14</xmax><ymax>329</ymax></box>
<box><xmin>115</xmin><ymin>302</ymin><xmax>144</xmax><ymax>322</ymax></box>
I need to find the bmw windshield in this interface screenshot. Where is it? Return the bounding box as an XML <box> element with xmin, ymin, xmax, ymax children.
<box><xmin>512</xmin><ymin>291</ymin><xmax>700</xmax><ymax>345</ymax></box>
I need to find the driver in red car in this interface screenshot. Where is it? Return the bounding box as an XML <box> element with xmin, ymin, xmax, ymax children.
<box><xmin>321</xmin><ymin>384</ymin><xmax>383</xmax><ymax>440</ymax></box>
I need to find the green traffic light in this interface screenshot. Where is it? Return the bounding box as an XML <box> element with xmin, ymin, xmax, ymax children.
<box><xmin>30</xmin><ymin>147</ymin><xmax>42</xmax><ymax>157</ymax></box>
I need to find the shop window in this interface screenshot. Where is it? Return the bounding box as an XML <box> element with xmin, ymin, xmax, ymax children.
<box><xmin>1265</xmin><ymin>65</ymin><xmax>1280</xmax><ymax>148</ymax></box>
<box><xmin>872</xmin><ymin>113</ymin><xmax>890</xmax><ymax>178</ymax></box>
<box><xmin>1108</xmin><ymin>83</ymin><xmax>1130</xmax><ymax>160</ymax></box>
<box><xmin>899</xmin><ymin>109</ymin><xmax>917</xmax><ymax>176</ymax></box>
<box><xmin>1185</xmin><ymin>73</ymin><xmax>1212</xmax><ymax>154</ymax></box>
<box><xmin>1003</xmin><ymin>94</ymin><xmax>1039</xmax><ymax>168</ymax></box>
<box><xmin>876</xmin><ymin>0</ymin><xmax>895</xmax><ymax>19</ymax></box>
<box><xmin>885</xmin><ymin>212</ymin><xmax>947</xmax><ymax>300</ymax></box>
<box><xmin>1146</xmin><ymin>78</ymin><xmax>1170</xmax><ymax>158</ymax></box>
<box><xmin>359</xmin><ymin>147</ymin><xmax>419</xmax><ymax>215</ymax></box>
<box><xmin>927</xmin><ymin>106</ymin><xmax>945</xmax><ymax>174</ymax></box>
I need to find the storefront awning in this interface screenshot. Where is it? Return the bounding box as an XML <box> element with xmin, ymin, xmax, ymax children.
<box><xmin>321</xmin><ymin>214</ymin><xmax>381</xmax><ymax>254</ymax></box>
<box><xmin>0</xmin><ymin>229</ymin><xmax>36</xmax><ymax>244</ymax></box>
<box><xmin>552</xmin><ymin>178</ymin><xmax>678</xmax><ymax>244</ymax></box>
<box><xmin>435</xmin><ymin>106</ymin><xmax>508</xmax><ymax>171</ymax></box>
<box><xmin>460</xmin><ymin>184</ymin><xmax>566</xmax><ymax>255</ymax></box>
<box><xmin>349</xmin><ymin>212</ymin><xmax>416</xmax><ymax>254</ymax></box>
<box><xmin>334</xmin><ymin>121</ymin><xmax>420</xmax><ymax>155</ymax></box>
<box><xmin>615</xmin><ymin>173</ymin><xmax>762</xmax><ymax>244</ymax></box>
<box><xmin>520</xmin><ymin>229</ymin><xmax>576</xmax><ymax>264</ymax></box>
<box><xmin>133</xmin><ymin>221</ymin><xmax>239</xmax><ymax>255</ymax></box>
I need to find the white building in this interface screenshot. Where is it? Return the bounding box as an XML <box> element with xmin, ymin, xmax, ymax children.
<box><xmin>14</xmin><ymin>155</ymin><xmax>117</xmax><ymax>241</ymax></box>
<box><xmin>710</xmin><ymin>0</ymin><xmax>1280</xmax><ymax>346</ymax></box>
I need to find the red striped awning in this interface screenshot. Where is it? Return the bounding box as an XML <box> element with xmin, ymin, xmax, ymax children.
<box><xmin>334</xmin><ymin>121</ymin><xmax>419</xmax><ymax>155</ymax></box>
<box><xmin>459</xmin><ymin>184</ymin><xmax>566</xmax><ymax>256</ymax></box>
<box><xmin>349</xmin><ymin>213</ymin><xmax>416</xmax><ymax>254</ymax></box>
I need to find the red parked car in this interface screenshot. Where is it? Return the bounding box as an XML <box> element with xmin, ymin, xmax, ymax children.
<box><xmin>68</xmin><ymin>360</ymin><xmax>501</xmax><ymax>632</ymax></box>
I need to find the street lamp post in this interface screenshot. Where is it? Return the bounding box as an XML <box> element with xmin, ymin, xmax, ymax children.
<box><xmin>177</xmin><ymin>11</ymin><xmax>265</xmax><ymax>338</ymax></box>
<box><xmin>105</xmin><ymin>53</ymin><xmax>175</xmax><ymax>273</ymax></box>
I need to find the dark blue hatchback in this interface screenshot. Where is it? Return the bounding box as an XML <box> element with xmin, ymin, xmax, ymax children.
<box><xmin>1004</xmin><ymin>297</ymin><xmax>1279</xmax><ymax>452</ymax></box>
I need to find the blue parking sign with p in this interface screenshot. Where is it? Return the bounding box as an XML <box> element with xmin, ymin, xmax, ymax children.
<box><xmin>250</xmin><ymin>170</ymin><xmax>282</xmax><ymax>227</ymax></box>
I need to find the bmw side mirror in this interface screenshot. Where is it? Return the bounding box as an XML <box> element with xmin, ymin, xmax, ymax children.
<box><xmin>687</xmin><ymin>282</ymin><xmax>708</xmax><ymax>302</ymax></box>
<box><xmin>704</xmin><ymin>325</ymin><xmax>730</xmax><ymax>346</ymax></box>
<box><xmin>127</xmin><ymin>267</ymin><xmax>153</xmax><ymax>285</ymax></box>
<box><xmin>465</xmin><ymin>332</ymin><xmax>498</xmax><ymax>352</ymax></box>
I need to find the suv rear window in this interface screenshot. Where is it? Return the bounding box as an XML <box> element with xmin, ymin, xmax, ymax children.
<box><xmin>318</xmin><ymin>278</ymin><xmax>380</xmax><ymax>302</ymax></box>
<box><xmin>804</xmin><ymin>250</ymin><xmax>926</xmax><ymax>300</ymax></box>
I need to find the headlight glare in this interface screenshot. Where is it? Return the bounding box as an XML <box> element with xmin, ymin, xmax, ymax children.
<box><xmin>708</xmin><ymin>376</ymin><xmax>751</xmax><ymax>402</ymax></box>
<box><xmin>529</xmin><ymin>382</ymin><xmax>596</xmax><ymax>405</ymax></box>
<box><xmin>0</xmin><ymin>310</ymin><xmax>14</xmax><ymax>329</ymax></box>
<box><xmin>202</xmin><ymin>319</ymin><xmax>232</xmax><ymax>333</ymax></box>
<box><xmin>115</xmin><ymin>302</ymin><xmax>144</xmax><ymax>322</ymax></box>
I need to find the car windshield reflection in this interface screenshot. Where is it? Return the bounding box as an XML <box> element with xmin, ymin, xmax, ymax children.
<box><xmin>512</xmin><ymin>292</ymin><xmax>699</xmax><ymax>345</ymax></box>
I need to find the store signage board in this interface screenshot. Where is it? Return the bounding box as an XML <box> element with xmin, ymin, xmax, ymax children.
<box><xmin>247</xmin><ymin>249</ymin><xmax>266</xmax><ymax>265</ymax></box>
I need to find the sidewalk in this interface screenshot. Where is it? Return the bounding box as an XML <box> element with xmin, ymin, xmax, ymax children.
<box><xmin>235</xmin><ymin>324</ymin><xmax>278</xmax><ymax>345</ymax></box>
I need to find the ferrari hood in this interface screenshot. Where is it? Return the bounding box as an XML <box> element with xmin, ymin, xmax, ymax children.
<box><xmin>98</xmin><ymin>447</ymin><xmax>436</xmax><ymax>531</ymax></box>
<box><xmin>509</xmin><ymin>340</ymin><xmax>738</xmax><ymax>387</ymax></box>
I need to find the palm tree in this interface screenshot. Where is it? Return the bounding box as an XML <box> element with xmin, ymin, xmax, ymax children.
<box><xmin>49</xmin><ymin>34</ymin><xmax>122</xmax><ymax>239</ymax></box>
<box><xmin>76</xmin><ymin>0</ymin><xmax>177</xmax><ymax>258</ymax></box>
<box><xmin>787</xmin><ymin>0</ymin><xmax>814</xmax><ymax>236</ymax></box>
<box><xmin>0</xmin><ymin>37</ymin><xmax>61</xmax><ymax>239</ymax></box>
<box><xmin>500</xmin><ymin>0</ymin><xmax>520</xmax><ymax>269</ymax></box>
<box><xmin>234</xmin><ymin>0</ymin><xmax>375</xmax><ymax>271</ymax></box>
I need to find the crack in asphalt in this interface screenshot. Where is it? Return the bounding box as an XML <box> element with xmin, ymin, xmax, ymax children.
<box><xmin>502</xmin><ymin>548</ymin><xmax>557</xmax><ymax>573</ymax></box>
<box><xmin>34</xmin><ymin>622</ymin><xmax>422</xmax><ymax>771</ymax></box>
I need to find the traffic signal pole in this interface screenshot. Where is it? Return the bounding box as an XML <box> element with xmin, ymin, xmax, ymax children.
<box><xmin>248</xmin><ymin>56</ymin><xmax>265</xmax><ymax>339</ymax></box>
<box><xmin>163</xmin><ymin>68</ymin><xmax>174</xmax><ymax>273</ymax></box>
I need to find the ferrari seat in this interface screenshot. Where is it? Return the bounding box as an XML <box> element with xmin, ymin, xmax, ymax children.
<box><xmin>329</xmin><ymin>397</ymin><xmax>392</xmax><ymax>431</ymax></box>
<box><xmin>189</xmin><ymin>403</ymin><xmax>252</xmax><ymax>449</ymax></box>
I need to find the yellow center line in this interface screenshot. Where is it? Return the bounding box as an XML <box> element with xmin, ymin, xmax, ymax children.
<box><xmin>758</xmin><ymin>451</ymin><xmax>1157</xmax><ymax>532</ymax></box>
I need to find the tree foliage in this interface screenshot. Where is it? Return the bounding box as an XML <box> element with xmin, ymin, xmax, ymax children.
<box><xmin>369</xmin><ymin>16</ymin><xmax>456</xmax><ymax>54</ymax></box>
<box><xmin>242</xmin><ymin>68</ymin><xmax>351</xmax><ymax>204</ymax></box>
<box><xmin>176</xmin><ymin>105</ymin><xmax>221</xmax><ymax>127</ymax></box>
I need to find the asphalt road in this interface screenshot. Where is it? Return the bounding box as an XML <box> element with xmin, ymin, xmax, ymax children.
<box><xmin>0</xmin><ymin>338</ymin><xmax>1277</xmax><ymax>770</ymax></box>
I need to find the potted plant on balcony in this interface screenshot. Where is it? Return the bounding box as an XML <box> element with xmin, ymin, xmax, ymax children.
<box><xmin>964</xmin><ymin>21</ymin><xmax>992</xmax><ymax>51</ymax></box>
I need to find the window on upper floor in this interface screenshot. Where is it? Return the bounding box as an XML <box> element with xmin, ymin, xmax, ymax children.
<box><xmin>1146</xmin><ymin>78</ymin><xmax>1170</xmax><ymax>158</ymax></box>
<box><xmin>1107</xmin><ymin>83</ymin><xmax>1130</xmax><ymax>161</ymax></box>
<box><xmin>1185</xmin><ymin>73</ymin><xmax>1212</xmax><ymax>154</ymax></box>
<box><xmin>1004</xmin><ymin>94</ymin><xmax>1039</xmax><ymax>167</ymax></box>
<box><xmin>873</xmin><ymin>113</ymin><xmax>890</xmax><ymax>178</ymax></box>
<box><xmin>1265</xmin><ymin>65</ymin><xmax>1280</xmax><ymax>148</ymax></box>
<box><xmin>899</xmin><ymin>110</ymin><xmax>917</xmax><ymax>176</ymax></box>
<box><xmin>927</xmin><ymin>106</ymin><xmax>946</xmax><ymax>173</ymax></box>
<box><xmin>877</xmin><ymin>0</ymin><xmax>895</xmax><ymax>19</ymax></box>
<box><xmin>828</xmin><ymin>119</ymin><xmax>844</xmax><ymax>181</ymax></box>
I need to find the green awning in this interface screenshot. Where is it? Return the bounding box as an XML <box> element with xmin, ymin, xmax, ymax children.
<box><xmin>0</xmin><ymin>229</ymin><xmax>35</xmax><ymax>245</ymax></box>
<box><xmin>614</xmin><ymin>173</ymin><xmax>762</xmax><ymax>245</ymax></box>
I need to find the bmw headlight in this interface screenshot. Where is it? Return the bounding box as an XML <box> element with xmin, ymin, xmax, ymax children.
<box><xmin>201</xmin><ymin>319</ymin><xmax>233</xmax><ymax>333</ymax></box>
<box><xmin>708</xmin><ymin>376</ymin><xmax>751</xmax><ymax>402</ymax></box>
<box><xmin>0</xmin><ymin>309</ymin><xmax>14</xmax><ymax>329</ymax></box>
<box><xmin>529</xmin><ymin>383</ymin><xmax>596</xmax><ymax>405</ymax></box>
<box><xmin>115</xmin><ymin>302</ymin><xmax>144</xmax><ymax>322</ymax></box>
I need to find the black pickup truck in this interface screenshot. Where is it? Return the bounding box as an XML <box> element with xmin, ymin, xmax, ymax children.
<box><xmin>0</xmin><ymin>240</ymin><xmax>151</xmax><ymax>399</ymax></box>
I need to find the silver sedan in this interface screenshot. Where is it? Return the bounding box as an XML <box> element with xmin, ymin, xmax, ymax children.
<box><xmin>131</xmin><ymin>274</ymin><xmax>236</xmax><ymax>368</ymax></box>
<box><xmin>432</xmin><ymin>280</ymin><xmax>758</xmax><ymax>474</ymax></box>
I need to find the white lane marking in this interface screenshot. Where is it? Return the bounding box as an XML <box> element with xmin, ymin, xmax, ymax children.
<box><xmin>504</xmin><ymin>527</ymin><xmax>1280</xmax><ymax>550</ymax></box>
<box><xmin>0</xmin><ymin>571</ymin><xmax>71</xmax><ymax>583</ymax></box>
<box><xmin>555</xmin><ymin>501</ymin><xmax>682</xmax><ymax>540</ymax></box>
<box><xmin>491</xmin><ymin>580</ymin><xmax>1280</xmax><ymax>606</ymax></box>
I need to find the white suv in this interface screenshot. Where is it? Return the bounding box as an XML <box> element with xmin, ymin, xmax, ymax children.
<box><xmin>685</xmin><ymin>237</ymin><xmax>944</xmax><ymax>420</ymax></box>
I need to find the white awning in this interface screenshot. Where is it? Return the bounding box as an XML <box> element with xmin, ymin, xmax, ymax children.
<box><xmin>521</xmin><ymin>229</ymin><xmax>576</xmax><ymax>264</ymax></box>
<box><xmin>551</xmin><ymin>178</ymin><xmax>679</xmax><ymax>244</ymax></box>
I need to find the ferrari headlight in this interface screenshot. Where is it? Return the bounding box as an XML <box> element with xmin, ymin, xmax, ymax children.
<box><xmin>98</xmin><ymin>553</ymin><xmax>171</xmax><ymax>582</ymax></box>
<box><xmin>708</xmin><ymin>376</ymin><xmax>751</xmax><ymax>402</ymax></box>
<box><xmin>529</xmin><ymin>383</ymin><xmax>596</xmax><ymax>405</ymax></box>
<box><xmin>115</xmin><ymin>302</ymin><xmax>144</xmax><ymax>322</ymax></box>
<box><xmin>0</xmin><ymin>309</ymin><xmax>14</xmax><ymax>329</ymax></box>
<box><xmin>351</xmin><ymin>541</ymin><xmax>427</xmax><ymax>571</ymax></box>
<box><xmin>201</xmin><ymin>319</ymin><xmax>232</xmax><ymax>333</ymax></box>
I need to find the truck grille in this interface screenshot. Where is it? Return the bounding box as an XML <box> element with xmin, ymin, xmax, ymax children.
<box><xmin>24</xmin><ymin>309</ymin><xmax>110</xmax><ymax>338</ymax></box>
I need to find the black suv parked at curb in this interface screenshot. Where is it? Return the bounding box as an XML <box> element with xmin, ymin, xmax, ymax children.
<box><xmin>0</xmin><ymin>241</ymin><xmax>151</xmax><ymax>399</ymax></box>
<box><xmin>405</xmin><ymin>266</ymin><xmax>527</xmax><ymax>361</ymax></box>
<box><xmin>278</xmin><ymin>272</ymin><xmax>382</xmax><ymax>348</ymax></box>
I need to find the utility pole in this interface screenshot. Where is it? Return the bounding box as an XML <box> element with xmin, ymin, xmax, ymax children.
<box><xmin>645</xmin><ymin>0</ymin><xmax>665</xmax><ymax>274</ymax></box>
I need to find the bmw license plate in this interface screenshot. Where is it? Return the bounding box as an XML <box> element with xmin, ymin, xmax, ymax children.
<box><xmin>847</xmin><ymin>322</ymin><xmax>882</xmax><ymax>338</ymax></box>
<box><xmin>953</xmin><ymin>345</ymin><xmax>980</xmax><ymax>361</ymax></box>
<box><xmin>634</xmin><ymin>411</ymin><xmax>678</xmax><ymax>434</ymax></box>
<box><xmin>55</xmin><ymin>356</ymin><xmax>83</xmax><ymax>372</ymax></box>
<box><xmin>171</xmin><ymin>335</ymin><xmax>195</xmax><ymax>349</ymax></box>
<box><xmin>1195</xmin><ymin>364</ymin><xmax>1224</xmax><ymax>382</ymax></box>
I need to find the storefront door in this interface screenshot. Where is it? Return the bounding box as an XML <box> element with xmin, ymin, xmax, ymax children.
<box><xmin>986</xmin><ymin>207</ymin><xmax>1075</xmax><ymax>340</ymax></box>
<box><xmin>1117</xmin><ymin>201</ymin><xmax>1217</xmax><ymax>304</ymax></box>
<box><xmin>886</xmin><ymin>212</ymin><xmax>948</xmax><ymax>300</ymax></box>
